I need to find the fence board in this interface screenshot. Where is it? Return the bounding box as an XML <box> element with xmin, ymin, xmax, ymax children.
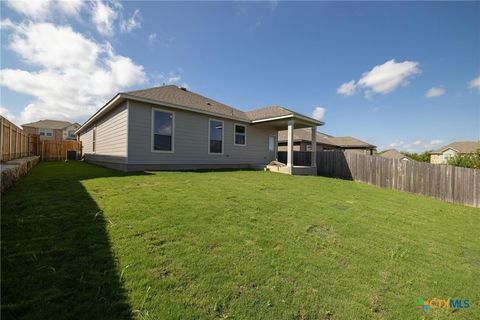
<box><xmin>316</xmin><ymin>150</ymin><xmax>479</xmax><ymax>208</ymax></box>
<box><xmin>0</xmin><ymin>116</ymin><xmax>40</xmax><ymax>161</ymax></box>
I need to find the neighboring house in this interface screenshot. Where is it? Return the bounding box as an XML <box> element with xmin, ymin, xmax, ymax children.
<box><xmin>22</xmin><ymin>120</ymin><xmax>80</xmax><ymax>141</ymax></box>
<box><xmin>76</xmin><ymin>85</ymin><xmax>323</xmax><ymax>174</ymax></box>
<box><xmin>430</xmin><ymin>141</ymin><xmax>479</xmax><ymax>164</ymax></box>
<box><xmin>278</xmin><ymin>128</ymin><xmax>376</xmax><ymax>155</ymax></box>
<box><xmin>378</xmin><ymin>149</ymin><xmax>411</xmax><ymax>161</ymax></box>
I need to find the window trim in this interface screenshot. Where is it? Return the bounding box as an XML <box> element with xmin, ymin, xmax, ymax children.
<box><xmin>39</xmin><ymin>128</ymin><xmax>53</xmax><ymax>137</ymax></box>
<box><xmin>208</xmin><ymin>119</ymin><xmax>224</xmax><ymax>155</ymax></box>
<box><xmin>67</xmin><ymin>130</ymin><xmax>76</xmax><ymax>139</ymax></box>
<box><xmin>151</xmin><ymin>107</ymin><xmax>175</xmax><ymax>153</ymax></box>
<box><xmin>92</xmin><ymin>125</ymin><xmax>96</xmax><ymax>153</ymax></box>
<box><xmin>233</xmin><ymin>123</ymin><xmax>247</xmax><ymax>147</ymax></box>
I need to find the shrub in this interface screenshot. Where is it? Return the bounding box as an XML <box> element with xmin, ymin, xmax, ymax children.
<box><xmin>402</xmin><ymin>151</ymin><xmax>431</xmax><ymax>163</ymax></box>
<box><xmin>447</xmin><ymin>149</ymin><xmax>480</xmax><ymax>169</ymax></box>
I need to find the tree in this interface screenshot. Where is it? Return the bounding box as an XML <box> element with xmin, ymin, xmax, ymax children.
<box><xmin>447</xmin><ymin>149</ymin><xmax>480</xmax><ymax>169</ymax></box>
<box><xmin>402</xmin><ymin>151</ymin><xmax>431</xmax><ymax>163</ymax></box>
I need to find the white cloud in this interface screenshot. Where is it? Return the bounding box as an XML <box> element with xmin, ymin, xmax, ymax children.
<box><xmin>312</xmin><ymin>107</ymin><xmax>326</xmax><ymax>121</ymax></box>
<box><xmin>1</xmin><ymin>18</ymin><xmax>15</xmax><ymax>29</ymax></box>
<box><xmin>388</xmin><ymin>140</ymin><xmax>405</xmax><ymax>148</ymax></box>
<box><xmin>5</xmin><ymin>0</ymin><xmax>84</xmax><ymax>20</ymax></box>
<box><xmin>120</xmin><ymin>9</ymin><xmax>141</xmax><ymax>33</ymax></box>
<box><xmin>151</xmin><ymin>72</ymin><xmax>185</xmax><ymax>87</ymax></box>
<box><xmin>148</xmin><ymin>32</ymin><xmax>157</xmax><ymax>45</ymax></box>
<box><xmin>57</xmin><ymin>0</ymin><xmax>84</xmax><ymax>17</ymax></box>
<box><xmin>91</xmin><ymin>0</ymin><xmax>119</xmax><ymax>36</ymax></box>
<box><xmin>412</xmin><ymin>140</ymin><xmax>422</xmax><ymax>146</ymax></box>
<box><xmin>0</xmin><ymin>20</ymin><xmax>146</xmax><ymax>124</ymax></box>
<box><xmin>8</xmin><ymin>22</ymin><xmax>100</xmax><ymax>70</ymax></box>
<box><xmin>468</xmin><ymin>76</ymin><xmax>480</xmax><ymax>91</ymax></box>
<box><xmin>425</xmin><ymin>87</ymin><xmax>445</xmax><ymax>98</ymax></box>
<box><xmin>337</xmin><ymin>80</ymin><xmax>356</xmax><ymax>96</ymax></box>
<box><xmin>0</xmin><ymin>106</ymin><xmax>18</xmax><ymax>124</ymax></box>
<box><xmin>6</xmin><ymin>0</ymin><xmax>51</xmax><ymax>20</ymax></box>
<box><xmin>337</xmin><ymin>59</ymin><xmax>421</xmax><ymax>97</ymax></box>
<box><xmin>386</xmin><ymin>139</ymin><xmax>443</xmax><ymax>151</ymax></box>
<box><xmin>269</xmin><ymin>0</ymin><xmax>278</xmax><ymax>11</ymax></box>
<box><xmin>424</xmin><ymin>139</ymin><xmax>443</xmax><ymax>149</ymax></box>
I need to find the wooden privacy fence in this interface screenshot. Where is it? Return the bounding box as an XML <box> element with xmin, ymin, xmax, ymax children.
<box><xmin>1</xmin><ymin>116</ymin><xmax>40</xmax><ymax>161</ymax></box>
<box><xmin>316</xmin><ymin>150</ymin><xmax>480</xmax><ymax>208</ymax></box>
<box><xmin>1</xmin><ymin>116</ymin><xmax>82</xmax><ymax>162</ymax></box>
<box><xmin>40</xmin><ymin>140</ymin><xmax>82</xmax><ymax>161</ymax></box>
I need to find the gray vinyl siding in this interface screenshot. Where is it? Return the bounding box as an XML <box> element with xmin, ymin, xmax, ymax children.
<box><xmin>127</xmin><ymin>100</ymin><xmax>275</xmax><ymax>165</ymax></box>
<box><xmin>80</xmin><ymin>127</ymin><xmax>93</xmax><ymax>154</ymax></box>
<box><xmin>79</xmin><ymin>102</ymin><xmax>128</xmax><ymax>164</ymax></box>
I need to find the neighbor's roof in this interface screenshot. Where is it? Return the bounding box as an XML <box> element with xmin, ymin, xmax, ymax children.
<box><xmin>21</xmin><ymin>119</ymin><xmax>78</xmax><ymax>130</ymax></box>
<box><xmin>328</xmin><ymin>136</ymin><xmax>376</xmax><ymax>148</ymax></box>
<box><xmin>78</xmin><ymin>85</ymin><xmax>322</xmax><ymax>134</ymax></box>
<box><xmin>278</xmin><ymin>128</ymin><xmax>376</xmax><ymax>148</ymax></box>
<box><xmin>378</xmin><ymin>149</ymin><xmax>411</xmax><ymax>160</ymax></box>
<box><xmin>430</xmin><ymin>141</ymin><xmax>479</xmax><ymax>154</ymax></box>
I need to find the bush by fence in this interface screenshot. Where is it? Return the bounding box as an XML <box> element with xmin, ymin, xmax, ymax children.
<box><xmin>316</xmin><ymin>150</ymin><xmax>479</xmax><ymax>208</ymax></box>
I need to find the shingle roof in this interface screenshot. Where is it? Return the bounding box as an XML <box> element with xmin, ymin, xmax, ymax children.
<box><xmin>328</xmin><ymin>136</ymin><xmax>376</xmax><ymax>148</ymax></box>
<box><xmin>431</xmin><ymin>141</ymin><xmax>479</xmax><ymax>154</ymax></box>
<box><xmin>22</xmin><ymin>119</ymin><xmax>76</xmax><ymax>129</ymax></box>
<box><xmin>124</xmin><ymin>86</ymin><xmax>322</xmax><ymax>124</ymax></box>
<box><xmin>245</xmin><ymin>105</ymin><xmax>299</xmax><ymax>121</ymax></box>
<box><xmin>378</xmin><ymin>149</ymin><xmax>411</xmax><ymax>160</ymax></box>
<box><xmin>78</xmin><ymin>85</ymin><xmax>322</xmax><ymax>134</ymax></box>
<box><xmin>125</xmin><ymin>85</ymin><xmax>250</xmax><ymax>121</ymax></box>
<box><xmin>278</xmin><ymin>128</ymin><xmax>375</xmax><ymax>148</ymax></box>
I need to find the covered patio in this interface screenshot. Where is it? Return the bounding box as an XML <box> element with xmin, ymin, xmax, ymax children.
<box><xmin>248</xmin><ymin>106</ymin><xmax>323</xmax><ymax>176</ymax></box>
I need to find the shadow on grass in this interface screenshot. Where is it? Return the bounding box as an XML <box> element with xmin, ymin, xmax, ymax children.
<box><xmin>1</xmin><ymin>162</ymin><xmax>150</xmax><ymax>320</ymax></box>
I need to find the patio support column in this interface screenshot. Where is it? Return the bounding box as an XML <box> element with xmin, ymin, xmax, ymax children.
<box><xmin>311</xmin><ymin>126</ymin><xmax>317</xmax><ymax>167</ymax></box>
<box><xmin>287</xmin><ymin>120</ymin><xmax>294</xmax><ymax>167</ymax></box>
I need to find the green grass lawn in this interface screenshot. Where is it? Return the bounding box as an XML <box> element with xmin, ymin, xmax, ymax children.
<box><xmin>2</xmin><ymin>162</ymin><xmax>479</xmax><ymax>320</ymax></box>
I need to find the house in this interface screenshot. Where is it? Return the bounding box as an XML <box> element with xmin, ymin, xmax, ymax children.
<box><xmin>22</xmin><ymin>120</ymin><xmax>80</xmax><ymax>141</ymax></box>
<box><xmin>378</xmin><ymin>149</ymin><xmax>411</xmax><ymax>161</ymax></box>
<box><xmin>278</xmin><ymin>128</ymin><xmax>376</xmax><ymax>155</ymax></box>
<box><xmin>76</xmin><ymin>85</ymin><xmax>323</xmax><ymax>174</ymax></box>
<box><xmin>430</xmin><ymin>141</ymin><xmax>479</xmax><ymax>164</ymax></box>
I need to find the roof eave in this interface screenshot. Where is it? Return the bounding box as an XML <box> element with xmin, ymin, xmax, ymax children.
<box><xmin>76</xmin><ymin>93</ymin><xmax>124</xmax><ymax>134</ymax></box>
<box><xmin>250</xmin><ymin>114</ymin><xmax>323</xmax><ymax>126</ymax></box>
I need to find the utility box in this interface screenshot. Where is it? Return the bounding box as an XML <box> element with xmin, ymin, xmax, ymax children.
<box><xmin>66</xmin><ymin>150</ymin><xmax>77</xmax><ymax>160</ymax></box>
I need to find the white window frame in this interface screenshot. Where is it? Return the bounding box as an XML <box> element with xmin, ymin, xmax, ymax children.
<box><xmin>67</xmin><ymin>130</ymin><xmax>76</xmax><ymax>139</ymax></box>
<box><xmin>39</xmin><ymin>128</ymin><xmax>53</xmax><ymax>137</ymax></box>
<box><xmin>233</xmin><ymin>123</ymin><xmax>247</xmax><ymax>146</ymax></box>
<box><xmin>151</xmin><ymin>107</ymin><xmax>175</xmax><ymax>153</ymax></box>
<box><xmin>208</xmin><ymin>119</ymin><xmax>224</xmax><ymax>155</ymax></box>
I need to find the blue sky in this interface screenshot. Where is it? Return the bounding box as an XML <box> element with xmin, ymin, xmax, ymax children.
<box><xmin>1</xmin><ymin>1</ymin><xmax>479</xmax><ymax>151</ymax></box>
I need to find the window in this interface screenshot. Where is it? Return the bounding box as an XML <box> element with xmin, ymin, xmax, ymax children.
<box><xmin>209</xmin><ymin>119</ymin><xmax>223</xmax><ymax>154</ymax></box>
<box><xmin>92</xmin><ymin>126</ymin><xmax>96</xmax><ymax>152</ymax></box>
<box><xmin>268</xmin><ymin>136</ymin><xmax>275</xmax><ymax>152</ymax></box>
<box><xmin>234</xmin><ymin>124</ymin><xmax>246</xmax><ymax>146</ymax></box>
<box><xmin>67</xmin><ymin>130</ymin><xmax>76</xmax><ymax>139</ymax></box>
<box><xmin>39</xmin><ymin>128</ymin><xmax>53</xmax><ymax>137</ymax></box>
<box><xmin>152</xmin><ymin>109</ymin><xmax>174</xmax><ymax>152</ymax></box>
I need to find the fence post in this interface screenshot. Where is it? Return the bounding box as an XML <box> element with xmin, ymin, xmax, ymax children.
<box><xmin>9</xmin><ymin>123</ymin><xmax>12</xmax><ymax>161</ymax></box>
<box><xmin>0</xmin><ymin>117</ymin><xmax>3</xmax><ymax>161</ymax></box>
